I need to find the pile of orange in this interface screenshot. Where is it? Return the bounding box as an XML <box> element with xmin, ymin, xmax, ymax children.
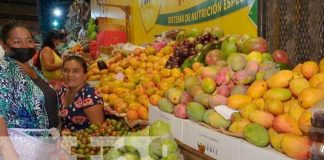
<box><xmin>126</xmin><ymin>104</ymin><xmax>148</xmax><ymax>121</ymax></box>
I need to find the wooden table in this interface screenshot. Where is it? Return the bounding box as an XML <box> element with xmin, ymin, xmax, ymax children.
<box><xmin>177</xmin><ymin>140</ymin><xmax>215</xmax><ymax>160</ymax></box>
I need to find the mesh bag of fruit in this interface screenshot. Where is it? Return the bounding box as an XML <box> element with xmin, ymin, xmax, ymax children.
<box><xmin>4</xmin><ymin>128</ymin><xmax>58</xmax><ymax>160</ymax></box>
<box><xmin>104</xmin><ymin>135</ymin><xmax>184</xmax><ymax>160</ymax></box>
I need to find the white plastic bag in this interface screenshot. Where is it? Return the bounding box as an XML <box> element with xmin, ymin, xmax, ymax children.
<box><xmin>6</xmin><ymin>128</ymin><xmax>58</xmax><ymax>160</ymax></box>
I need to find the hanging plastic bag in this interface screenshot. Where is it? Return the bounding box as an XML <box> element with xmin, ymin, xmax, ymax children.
<box><xmin>4</xmin><ymin>128</ymin><xmax>58</xmax><ymax>160</ymax></box>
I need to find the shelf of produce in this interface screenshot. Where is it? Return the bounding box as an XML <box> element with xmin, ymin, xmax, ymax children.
<box><xmin>149</xmin><ymin>105</ymin><xmax>294</xmax><ymax>160</ymax></box>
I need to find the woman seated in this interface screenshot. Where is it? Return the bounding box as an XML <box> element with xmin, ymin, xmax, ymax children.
<box><xmin>39</xmin><ymin>30</ymin><xmax>65</xmax><ymax>90</ymax></box>
<box><xmin>58</xmin><ymin>55</ymin><xmax>105</xmax><ymax>133</ymax></box>
<box><xmin>0</xmin><ymin>23</ymin><xmax>59</xmax><ymax>159</ymax></box>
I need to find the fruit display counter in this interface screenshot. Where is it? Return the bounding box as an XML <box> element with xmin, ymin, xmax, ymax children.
<box><xmin>150</xmin><ymin>105</ymin><xmax>293</xmax><ymax>160</ymax></box>
<box><xmin>150</xmin><ymin>27</ymin><xmax>324</xmax><ymax>159</ymax></box>
<box><xmin>80</xmin><ymin>25</ymin><xmax>324</xmax><ymax>159</ymax></box>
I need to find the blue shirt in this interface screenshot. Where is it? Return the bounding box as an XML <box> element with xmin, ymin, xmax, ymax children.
<box><xmin>0</xmin><ymin>56</ymin><xmax>50</xmax><ymax>129</ymax></box>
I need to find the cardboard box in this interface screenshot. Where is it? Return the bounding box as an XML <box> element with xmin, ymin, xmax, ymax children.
<box><xmin>268</xmin><ymin>148</ymin><xmax>293</xmax><ymax>160</ymax></box>
<box><xmin>148</xmin><ymin>105</ymin><xmax>160</xmax><ymax>124</ymax></box>
<box><xmin>172</xmin><ymin>116</ymin><xmax>185</xmax><ymax>141</ymax></box>
<box><xmin>183</xmin><ymin>121</ymin><xmax>242</xmax><ymax>160</ymax></box>
<box><xmin>148</xmin><ymin>105</ymin><xmax>177</xmax><ymax>138</ymax></box>
<box><xmin>240</xmin><ymin>141</ymin><xmax>293</xmax><ymax>160</ymax></box>
<box><xmin>240</xmin><ymin>141</ymin><xmax>271</xmax><ymax>160</ymax></box>
<box><xmin>183</xmin><ymin>120</ymin><xmax>198</xmax><ymax>149</ymax></box>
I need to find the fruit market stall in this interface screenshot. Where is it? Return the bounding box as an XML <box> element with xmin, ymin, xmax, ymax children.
<box><xmin>146</xmin><ymin>26</ymin><xmax>324</xmax><ymax>160</ymax></box>
<box><xmin>82</xmin><ymin>23</ymin><xmax>324</xmax><ymax>159</ymax></box>
<box><xmin>58</xmin><ymin>1</ymin><xmax>324</xmax><ymax>159</ymax></box>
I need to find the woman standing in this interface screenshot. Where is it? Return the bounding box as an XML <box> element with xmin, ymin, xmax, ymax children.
<box><xmin>39</xmin><ymin>30</ymin><xmax>65</xmax><ymax>90</ymax></box>
<box><xmin>58</xmin><ymin>55</ymin><xmax>104</xmax><ymax>133</ymax></box>
<box><xmin>0</xmin><ymin>23</ymin><xmax>59</xmax><ymax>159</ymax></box>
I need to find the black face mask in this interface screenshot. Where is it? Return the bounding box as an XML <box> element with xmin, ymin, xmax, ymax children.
<box><xmin>9</xmin><ymin>48</ymin><xmax>36</xmax><ymax>63</ymax></box>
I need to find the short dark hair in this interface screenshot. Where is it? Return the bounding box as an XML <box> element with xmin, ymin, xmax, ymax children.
<box><xmin>63</xmin><ymin>55</ymin><xmax>88</xmax><ymax>73</ymax></box>
<box><xmin>41</xmin><ymin>30</ymin><xmax>65</xmax><ymax>50</ymax></box>
<box><xmin>1</xmin><ymin>22</ymin><xmax>29</xmax><ymax>42</ymax></box>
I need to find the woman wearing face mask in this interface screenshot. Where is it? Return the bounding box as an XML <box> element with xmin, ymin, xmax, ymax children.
<box><xmin>0</xmin><ymin>23</ymin><xmax>59</xmax><ymax>159</ymax></box>
<box><xmin>58</xmin><ymin>55</ymin><xmax>104</xmax><ymax>133</ymax></box>
<box><xmin>39</xmin><ymin>30</ymin><xmax>65</xmax><ymax>90</ymax></box>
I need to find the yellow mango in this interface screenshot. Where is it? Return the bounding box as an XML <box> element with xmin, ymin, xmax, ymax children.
<box><xmin>298</xmin><ymin>110</ymin><xmax>312</xmax><ymax>134</ymax></box>
<box><xmin>229</xmin><ymin>119</ymin><xmax>251</xmax><ymax>134</ymax></box>
<box><xmin>263</xmin><ymin>88</ymin><xmax>292</xmax><ymax>102</ymax></box>
<box><xmin>248</xmin><ymin>110</ymin><xmax>274</xmax><ymax>128</ymax></box>
<box><xmin>288</xmin><ymin>102</ymin><xmax>305</xmax><ymax>122</ymax></box>
<box><xmin>298</xmin><ymin>87</ymin><xmax>324</xmax><ymax>109</ymax></box>
<box><xmin>268</xmin><ymin>128</ymin><xmax>285</xmax><ymax>152</ymax></box>
<box><xmin>281</xmin><ymin>134</ymin><xmax>311</xmax><ymax>160</ymax></box>
<box><xmin>309</xmin><ymin>73</ymin><xmax>324</xmax><ymax>87</ymax></box>
<box><xmin>289</xmin><ymin>77</ymin><xmax>310</xmax><ymax>97</ymax></box>
<box><xmin>316</xmin><ymin>81</ymin><xmax>324</xmax><ymax>89</ymax></box>
<box><xmin>227</xmin><ymin>94</ymin><xmax>252</xmax><ymax>110</ymax></box>
<box><xmin>239</xmin><ymin>103</ymin><xmax>257</xmax><ymax>118</ymax></box>
<box><xmin>301</xmin><ymin>61</ymin><xmax>319</xmax><ymax>79</ymax></box>
<box><xmin>292</xmin><ymin>63</ymin><xmax>302</xmax><ymax>73</ymax></box>
<box><xmin>247</xmin><ymin>80</ymin><xmax>268</xmax><ymax>98</ymax></box>
<box><xmin>265</xmin><ymin>99</ymin><xmax>284</xmax><ymax>115</ymax></box>
<box><xmin>320</xmin><ymin>58</ymin><xmax>324</xmax><ymax>73</ymax></box>
<box><xmin>252</xmin><ymin>98</ymin><xmax>265</xmax><ymax>110</ymax></box>
<box><xmin>273</xmin><ymin>114</ymin><xmax>303</xmax><ymax>135</ymax></box>
<box><xmin>266</xmin><ymin>70</ymin><xmax>294</xmax><ymax>88</ymax></box>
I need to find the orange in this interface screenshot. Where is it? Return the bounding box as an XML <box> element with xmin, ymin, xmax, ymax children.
<box><xmin>110</xmin><ymin>98</ymin><xmax>123</xmax><ymax>107</ymax></box>
<box><xmin>149</xmin><ymin>94</ymin><xmax>161</xmax><ymax>106</ymax></box>
<box><xmin>101</xmin><ymin>86</ymin><xmax>110</xmax><ymax>94</ymax></box>
<box><xmin>127</xmin><ymin>110</ymin><xmax>139</xmax><ymax>121</ymax></box>
<box><xmin>137</xmin><ymin>106</ymin><xmax>148</xmax><ymax>120</ymax></box>
<box><xmin>116</xmin><ymin>103</ymin><xmax>128</xmax><ymax>113</ymax></box>
<box><xmin>128</xmin><ymin>102</ymin><xmax>142</xmax><ymax>111</ymax></box>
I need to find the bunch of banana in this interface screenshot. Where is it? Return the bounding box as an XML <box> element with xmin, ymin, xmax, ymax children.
<box><xmin>86</xmin><ymin>18</ymin><xmax>97</xmax><ymax>40</ymax></box>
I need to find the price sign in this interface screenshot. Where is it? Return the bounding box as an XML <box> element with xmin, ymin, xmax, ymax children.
<box><xmin>197</xmin><ymin>132</ymin><xmax>219</xmax><ymax>158</ymax></box>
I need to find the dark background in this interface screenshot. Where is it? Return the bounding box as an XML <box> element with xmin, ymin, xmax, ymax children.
<box><xmin>258</xmin><ymin>0</ymin><xmax>324</xmax><ymax>66</ymax></box>
<box><xmin>0</xmin><ymin>0</ymin><xmax>89</xmax><ymax>36</ymax></box>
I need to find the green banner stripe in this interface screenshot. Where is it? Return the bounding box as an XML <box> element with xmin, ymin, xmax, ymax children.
<box><xmin>156</xmin><ymin>0</ymin><xmax>254</xmax><ymax>26</ymax></box>
<box><xmin>249</xmin><ymin>0</ymin><xmax>258</xmax><ymax>26</ymax></box>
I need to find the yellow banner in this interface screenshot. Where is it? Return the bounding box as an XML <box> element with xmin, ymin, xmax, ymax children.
<box><xmin>130</xmin><ymin>0</ymin><xmax>258</xmax><ymax>44</ymax></box>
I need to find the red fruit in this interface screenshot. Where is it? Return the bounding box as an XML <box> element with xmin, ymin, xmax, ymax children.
<box><xmin>241</xmin><ymin>37</ymin><xmax>268</xmax><ymax>54</ymax></box>
<box><xmin>174</xmin><ymin>103</ymin><xmax>187</xmax><ymax>119</ymax></box>
<box><xmin>216</xmin><ymin>85</ymin><xmax>231</xmax><ymax>97</ymax></box>
<box><xmin>272</xmin><ymin>50</ymin><xmax>289</xmax><ymax>64</ymax></box>
<box><xmin>204</xmin><ymin>49</ymin><xmax>223</xmax><ymax>65</ymax></box>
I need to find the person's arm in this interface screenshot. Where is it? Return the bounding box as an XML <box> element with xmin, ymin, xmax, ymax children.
<box><xmin>0</xmin><ymin>69</ymin><xmax>19</xmax><ymax>159</ymax></box>
<box><xmin>0</xmin><ymin>118</ymin><xmax>19</xmax><ymax>160</ymax></box>
<box><xmin>84</xmin><ymin>104</ymin><xmax>105</xmax><ymax>125</ymax></box>
<box><xmin>40</xmin><ymin>47</ymin><xmax>62</xmax><ymax>71</ymax></box>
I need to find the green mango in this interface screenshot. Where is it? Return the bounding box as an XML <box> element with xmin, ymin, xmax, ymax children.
<box><xmin>243</xmin><ymin>123</ymin><xmax>269</xmax><ymax>147</ymax></box>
